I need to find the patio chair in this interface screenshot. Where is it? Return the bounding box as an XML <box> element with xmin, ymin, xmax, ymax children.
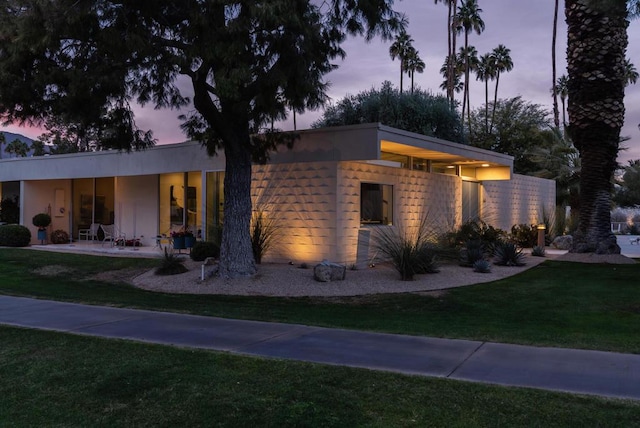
<box><xmin>78</xmin><ymin>223</ymin><xmax>101</xmax><ymax>241</ymax></box>
<box><xmin>100</xmin><ymin>224</ymin><xmax>116</xmax><ymax>246</ymax></box>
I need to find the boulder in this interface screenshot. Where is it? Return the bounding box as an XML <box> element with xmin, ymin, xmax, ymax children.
<box><xmin>313</xmin><ymin>260</ymin><xmax>346</xmax><ymax>282</ymax></box>
<box><xmin>551</xmin><ymin>235</ymin><xmax>573</xmax><ymax>250</ymax></box>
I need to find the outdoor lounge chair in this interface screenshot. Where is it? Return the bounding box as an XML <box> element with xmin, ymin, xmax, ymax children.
<box><xmin>100</xmin><ymin>224</ymin><xmax>116</xmax><ymax>246</ymax></box>
<box><xmin>78</xmin><ymin>223</ymin><xmax>101</xmax><ymax>241</ymax></box>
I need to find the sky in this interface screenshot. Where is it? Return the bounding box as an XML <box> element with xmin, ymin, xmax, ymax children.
<box><xmin>4</xmin><ymin>0</ymin><xmax>640</xmax><ymax>163</ymax></box>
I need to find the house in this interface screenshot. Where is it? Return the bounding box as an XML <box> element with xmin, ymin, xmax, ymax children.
<box><xmin>0</xmin><ymin>123</ymin><xmax>555</xmax><ymax>264</ymax></box>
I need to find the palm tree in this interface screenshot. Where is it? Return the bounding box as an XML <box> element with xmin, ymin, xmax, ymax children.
<box><xmin>475</xmin><ymin>53</ymin><xmax>496</xmax><ymax>133</ymax></box>
<box><xmin>439</xmin><ymin>54</ymin><xmax>464</xmax><ymax>96</ymax></box>
<box><xmin>565</xmin><ymin>0</ymin><xmax>628</xmax><ymax>253</ymax></box>
<box><xmin>624</xmin><ymin>58</ymin><xmax>639</xmax><ymax>86</ymax></box>
<box><xmin>389</xmin><ymin>31</ymin><xmax>414</xmax><ymax>94</ymax></box>
<box><xmin>489</xmin><ymin>44</ymin><xmax>513</xmax><ymax>133</ymax></box>
<box><xmin>554</xmin><ymin>75</ymin><xmax>569</xmax><ymax>128</ymax></box>
<box><xmin>455</xmin><ymin>0</ymin><xmax>484</xmax><ymax>130</ymax></box>
<box><xmin>404</xmin><ymin>48</ymin><xmax>425</xmax><ymax>94</ymax></box>
<box><xmin>551</xmin><ymin>0</ymin><xmax>560</xmax><ymax>128</ymax></box>
<box><xmin>458</xmin><ymin>45</ymin><xmax>478</xmax><ymax>131</ymax></box>
<box><xmin>434</xmin><ymin>0</ymin><xmax>459</xmax><ymax>106</ymax></box>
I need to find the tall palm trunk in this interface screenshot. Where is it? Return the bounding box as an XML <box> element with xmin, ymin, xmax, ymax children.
<box><xmin>461</xmin><ymin>33</ymin><xmax>469</xmax><ymax>131</ymax></box>
<box><xmin>450</xmin><ymin>0</ymin><xmax>458</xmax><ymax>110</ymax></box>
<box><xmin>490</xmin><ymin>71</ymin><xmax>500</xmax><ymax>133</ymax></box>
<box><xmin>566</xmin><ymin>0</ymin><xmax>627</xmax><ymax>254</ymax></box>
<box><xmin>551</xmin><ymin>0</ymin><xmax>560</xmax><ymax>128</ymax></box>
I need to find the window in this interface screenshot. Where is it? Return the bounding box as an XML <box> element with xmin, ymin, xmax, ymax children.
<box><xmin>361</xmin><ymin>183</ymin><xmax>393</xmax><ymax>225</ymax></box>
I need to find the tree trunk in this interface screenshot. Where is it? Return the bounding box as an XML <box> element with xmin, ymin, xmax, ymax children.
<box><xmin>551</xmin><ymin>0</ymin><xmax>560</xmax><ymax>128</ymax></box>
<box><xmin>566</xmin><ymin>0</ymin><xmax>627</xmax><ymax>254</ymax></box>
<box><xmin>218</xmin><ymin>141</ymin><xmax>257</xmax><ymax>278</ymax></box>
<box><xmin>490</xmin><ymin>72</ymin><xmax>500</xmax><ymax>133</ymax></box>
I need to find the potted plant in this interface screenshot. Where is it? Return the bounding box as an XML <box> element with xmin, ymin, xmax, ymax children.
<box><xmin>32</xmin><ymin>213</ymin><xmax>51</xmax><ymax>244</ymax></box>
<box><xmin>172</xmin><ymin>229</ymin><xmax>195</xmax><ymax>250</ymax></box>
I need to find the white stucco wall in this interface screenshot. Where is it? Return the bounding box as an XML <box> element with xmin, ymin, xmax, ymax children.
<box><xmin>115</xmin><ymin>175</ymin><xmax>160</xmax><ymax>247</ymax></box>
<box><xmin>22</xmin><ymin>180</ymin><xmax>72</xmax><ymax>244</ymax></box>
<box><xmin>482</xmin><ymin>174</ymin><xmax>556</xmax><ymax>231</ymax></box>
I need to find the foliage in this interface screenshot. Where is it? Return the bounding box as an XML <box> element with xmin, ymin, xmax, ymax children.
<box><xmin>472</xmin><ymin>259</ymin><xmax>492</xmax><ymax>273</ymax></box>
<box><xmin>610</xmin><ymin>209</ymin><xmax>628</xmax><ymax>223</ymax></box>
<box><xmin>313</xmin><ymin>81</ymin><xmax>464</xmax><ymax>142</ymax></box>
<box><xmin>0</xmin><ymin>196</ymin><xmax>19</xmax><ymax>224</ymax></box>
<box><xmin>460</xmin><ymin>239</ymin><xmax>485</xmax><ymax>267</ymax></box>
<box><xmin>190</xmin><ymin>241</ymin><xmax>220</xmax><ymax>262</ymax></box>
<box><xmin>50</xmin><ymin>230</ymin><xmax>69</xmax><ymax>244</ymax></box>
<box><xmin>4</xmin><ymin>138</ymin><xmax>29</xmax><ymax>157</ymax></box>
<box><xmin>155</xmin><ymin>248</ymin><xmax>188</xmax><ymax>276</ymax></box>
<box><xmin>531</xmin><ymin>246</ymin><xmax>546</xmax><ymax>257</ymax></box>
<box><xmin>493</xmin><ymin>242</ymin><xmax>526</xmax><ymax>266</ymax></box>
<box><xmin>0</xmin><ymin>0</ymin><xmax>403</xmax><ymax>278</ymax></box>
<box><xmin>443</xmin><ymin>219</ymin><xmax>505</xmax><ymax>256</ymax></box>
<box><xmin>251</xmin><ymin>211</ymin><xmax>280</xmax><ymax>265</ymax></box>
<box><xmin>469</xmin><ymin>97</ymin><xmax>553</xmax><ymax>174</ymax></box>
<box><xmin>373</xmin><ymin>219</ymin><xmax>440</xmax><ymax>281</ymax></box>
<box><xmin>614</xmin><ymin>159</ymin><xmax>640</xmax><ymax>207</ymax></box>
<box><xmin>0</xmin><ymin>224</ymin><xmax>31</xmax><ymax>247</ymax></box>
<box><xmin>510</xmin><ymin>224</ymin><xmax>537</xmax><ymax>248</ymax></box>
<box><xmin>31</xmin><ymin>213</ymin><xmax>51</xmax><ymax>229</ymax></box>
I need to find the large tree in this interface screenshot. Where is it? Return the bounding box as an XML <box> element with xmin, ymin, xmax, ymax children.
<box><xmin>389</xmin><ymin>31</ymin><xmax>414</xmax><ymax>94</ymax></box>
<box><xmin>313</xmin><ymin>81</ymin><xmax>463</xmax><ymax>142</ymax></box>
<box><xmin>489</xmin><ymin>44</ymin><xmax>513</xmax><ymax>133</ymax></box>
<box><xmin>565</xmin><ymin>0</ymin><xmax>628</xmax><ymax>253</ymax></box>
<box><xmin>0</xmin><ymin>0</ymin><xmax>402</xmax><ymax>277</ymax></box>
<box><xmin>469</xmin><ymin>96</ymin><xmax>553</xmax><ymax>175</ymax></box>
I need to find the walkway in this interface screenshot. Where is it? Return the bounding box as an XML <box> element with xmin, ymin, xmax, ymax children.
<box><xmin>1</xmin><ymin>295</ymin><xmax>639</xmax><ymax>401</ymax></box>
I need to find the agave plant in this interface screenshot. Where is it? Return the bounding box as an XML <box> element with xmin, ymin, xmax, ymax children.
<box><xmin>460</xmin><ymin>239</ymin><xmax>485</xmax><ymax>267</ymax></box>
<box><xmin>472</xmin><ymin>259</ymin><xmax>492</xmax><ymax>273</ymax></box>
<box><xmin>494</xmin><ymin>242</ymin><xmax>526</xmax><ymax>266</ymax></box>
<box><xmin>531</xmin><ymin>245</ymin><xmax>546</xmax><ymax>257</ymax></box>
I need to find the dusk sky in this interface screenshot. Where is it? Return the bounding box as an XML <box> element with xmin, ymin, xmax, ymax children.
<box><xmin>4</xmin><ymin>0</ymin><xmax>640</xmax><ymax>163</ymax></box>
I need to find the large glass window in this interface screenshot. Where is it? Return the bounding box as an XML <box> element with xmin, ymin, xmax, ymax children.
<box><xmin>361</xmin><ymin>183</ymin><xmax>393</xmax><ymax>225</ymax></box>
<box><xmin>159</xmin><ymin>172</ymin><xmax>202</xmax><ymax>235</ymax></box>
<box><xmin>71</xmin><ymin>177</ymin><xmax>114</xmax><ymax>238</ymax></box>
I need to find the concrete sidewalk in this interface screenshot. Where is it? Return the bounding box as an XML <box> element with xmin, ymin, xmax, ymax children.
<box><xmin>1</xmin><ymin>295</ymin><xmax>639</xmax><ymax>401</ymax></box>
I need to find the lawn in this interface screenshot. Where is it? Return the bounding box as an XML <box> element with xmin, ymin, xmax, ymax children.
<box><xmin>0</xmin><ymin>249</ymin><xmax>639</xmax><ymax>353</ymax></box>
<box><xmin>1</xmin><ymin>326</ymin><xmax>638</xmax><ymax>427</ymax></box>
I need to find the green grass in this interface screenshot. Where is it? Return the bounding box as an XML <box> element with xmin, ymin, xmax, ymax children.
<box><xmin>1</xmin><ymin>249</ymin><xmax>639</xmax><ymax>353</ymax></box>
<box><xmin>1</xmin><ymin>326</ymin><xmax>638</xmax><ymax>427</ymax></box>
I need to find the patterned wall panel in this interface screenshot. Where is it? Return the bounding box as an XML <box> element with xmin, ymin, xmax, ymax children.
<box><xmin>483</xmin><ymin>174</ymin><xmax>556</xmax><ymax>231</ymax></box>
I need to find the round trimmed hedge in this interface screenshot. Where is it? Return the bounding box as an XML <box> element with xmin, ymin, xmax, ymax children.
<box><xmin>0</xmin><ymin>224</ymin><xmax>32</xmax><ymax>247</ymax></box>
<box><xmin>190</xmin><ymin>241</ymin><xmax>220</xmax><ymax>261</ymax></box>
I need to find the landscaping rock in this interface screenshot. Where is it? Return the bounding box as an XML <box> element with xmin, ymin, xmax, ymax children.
<box><xmin>552</xmin><ymin>235</ymin><xmax>573</xmax><ymax>250</ymax></box>
<box><xmin>313</xmin><ymin>260</ymin><xmax>346</xmax><ymax>282</ymax></box>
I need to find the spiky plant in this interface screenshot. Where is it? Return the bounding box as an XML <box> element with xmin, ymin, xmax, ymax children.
<box><xmin>460</xmin><ymin>239</ymin><xmax>485</xmax><ymax>267</ymax></box>
<box><xmin>373</xmin><ymin>217</ymin><xmax>440</xmax><ymax>281</ymax></box>
<box><xmin>472</xmin><ymin>259</ymin><xmax>492</xmax><ymax>273</ymax></box>
<box><xmin>494</xmin><ymin>242</ymin><xmax>527</xmax><ymax>266</ymax></box>
<box><xmin>251</xmin><ymin>210</ymin><xmax>280</xmax><ymax>264</ymax></box>
<box><xmin>156</xmin><ymin>248</ymin><xmax>188</xmax><ymax>276</ymax></box>
<box><xmin>531</xmin><ymin>245</ymin><xmax>546</xmax><ymax>257</ymax></box>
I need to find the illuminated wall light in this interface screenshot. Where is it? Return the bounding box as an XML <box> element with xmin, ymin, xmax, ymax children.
<box><xmin>481</xmin><ymin>163</ymin><xmax>490</xmax><ymax>167</ymax></box>
<box><xmin>446</xmin><ymin>165</ymin><xmax>456</xmax><ymax>169</ymax></box>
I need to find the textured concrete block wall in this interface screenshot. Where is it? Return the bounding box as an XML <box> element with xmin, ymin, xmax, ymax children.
<box><xmin>337</xmin><ymin>162</ymin><xmax>460</xmax><ymax>264</ymax></box>
<box><xmin>251</xmin><ymin>162</ymin><xmax>338</xmax><ymax>263</ymax></box>
<box><xmin>483</xmin><ymin>174</ymin><xmax>556</xmax><ymax>231</ymax></box>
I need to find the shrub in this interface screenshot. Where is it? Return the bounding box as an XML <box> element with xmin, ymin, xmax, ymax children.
<box><xmin>472</xmin><ymin>259</ymin><xmax>492</xmax><ymax>273</ymax></box>
<box><xmin>156</xmin><ymin>248</ymin><xmax>188</xmax><ymax>276</ymax></box>
<box><xmin>611</xmin><ymin>209</ymin><xmax>628</xmax><ymax>223</ymax></box>
<box><xmin>510</xmin><ymin>224</ymin><xmax>537</xmax><ymax>248</ymax></box>
<box><xmin>373</xmin><ymin>218</ymin><xmax>440</xmax><ymax>281</ymax></box>
<box><xmin>251</xmin><ymin>210</ymin><xmax>279</xmax><ymax>264</ymax></box>
<box><xmin>531</xmin><ymin>245</ymin><xmax>546</xmax><ymax>257</ymax></box>
<box><xmin>444</xmin><ymin>219</ymin><xmax>505</xmax><ymax>256</ymax></box>
<box><xmin>50</xmin><ymin>229</ymin><xmax>69</xmax><ymax>244</ymax></box>
<box><xmin>460</xmin><ymin>239</ymin><xmax>485</xmax><ymax>267</ymax></box>
<box><xmin>32</xmin><ymin>213</ymin><xmax>51</xmax><ymax>229</ymax></box>
<box><xmin>0</xmin><ymin>224</ymin><xmax>31</xmax><ymax>247</ymax></box>
<box><xmin>0</xmin><ymin>196</ymin><xmax>19</xmax><ymax>224</ymax></box>
<box><xmin>494</xmin><ymin>242</ymin><xmax>526</xmax><ymax>266</ymax></box>
<box><xmin>190</xmin><ymin>241</ymin><xmax>220</xmax><ymax>262</ymax></box>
